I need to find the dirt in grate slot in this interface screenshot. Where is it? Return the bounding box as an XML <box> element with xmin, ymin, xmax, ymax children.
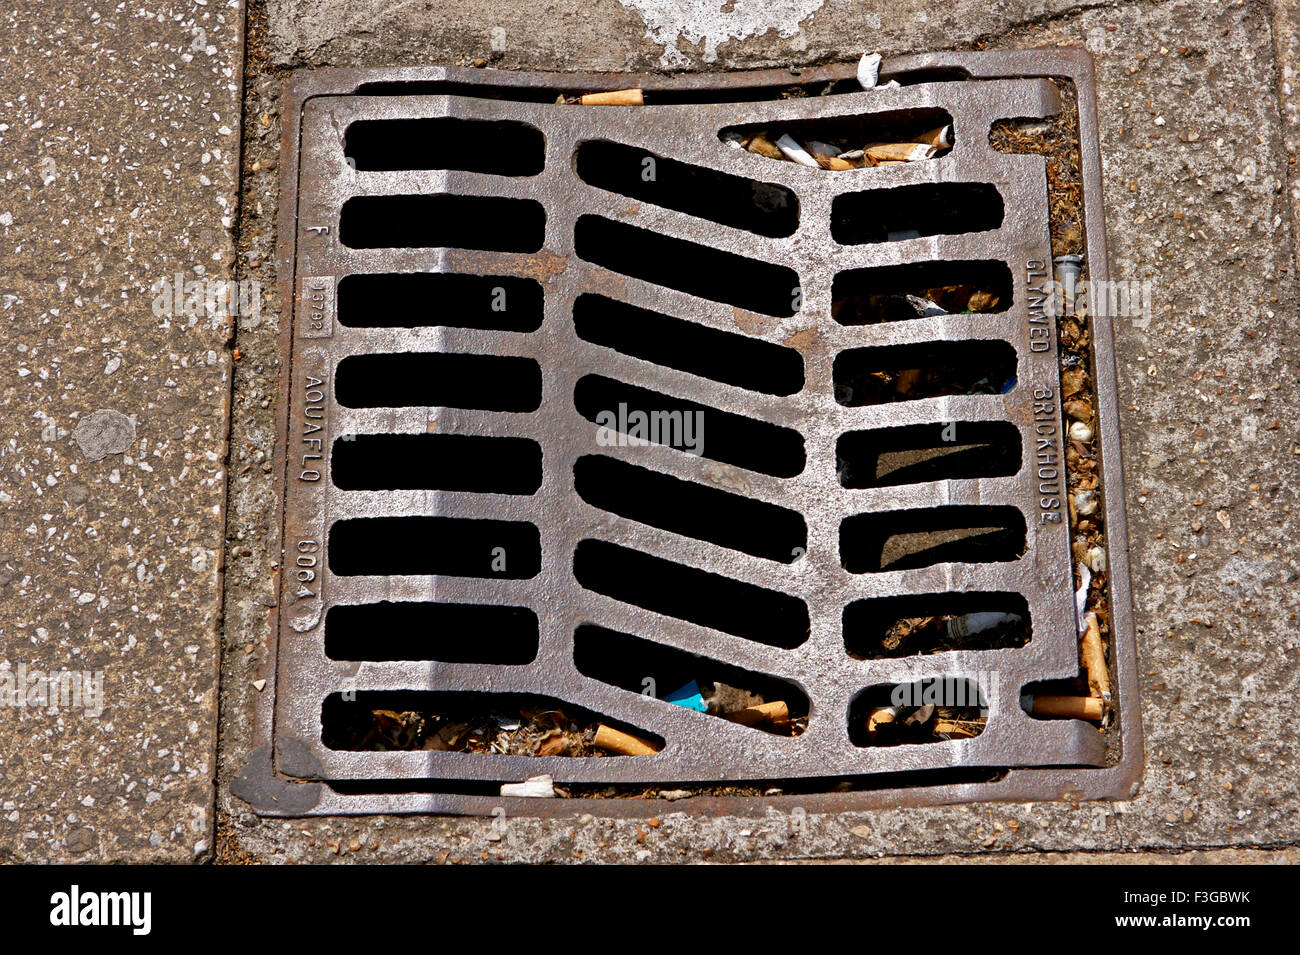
<box><xmin>993</xmin><ymin>78</ymin><xmax>1117</xmax><ymax>750</ymax></box>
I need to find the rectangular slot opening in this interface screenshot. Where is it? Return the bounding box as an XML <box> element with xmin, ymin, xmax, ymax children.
<box><xmin>335</xmin><ymin>352</ymin><xmax>542</xmax><ymax>411</ymax></box>
<box><xmin>833</xmin><ymin>339</ymin><xmax>1017</xmax><ymax>406</ymax></box>
<box><xmin>574</xmin><ymin>215</ymin><xmax>800</xmax><ymax>317</ymax></box>
<box><xmin>574</xmin><ymin>539</ymin><xmax>809</xmax><ymax>649</ymax></box>
<box><xmin>832</xmin><ymin>183</ymin><xmax>1004</xmax><ymax>245</ymax></box>
<box><xmin>337</xmin><ymin>274</ymin><xmax>542</xmax><ymax>331</ymax></box>
<box><xmin>849</xmin><ymin>678</ymin><xmax>988</xmax><ymax>746</ymax></box>
<box><xmin>837</xmin><ymin>421</ymin><xmax>1021</xmax><ymax>488</ymax></box>
<box><xmin>339</xmin><ymin>195</ymin><xmax>545</xmax><ymax>251</ymax></box>
<box><xmin>574</xmin><ymin>455</ymin><xmax>806</xmax><ymax>563</ymax></box>
<box><xmin>839</xmin><ymin>505</ymin><xmax>1026</xmax><ymax>573</ymax></box>
<box><xmin>331</xmin><ymin>434</ymin><xmax>542</xmax><ymax>493</ymax></box>
<box><xmin>573</xmin><ymin>293</ymin><xmax>803</xmax><ymax>396</ymax></box>
<box><xmin>573</xmin><ymin>625</ymin><xmax>809</xmax><ymax>736</ymax></box>
<box><xmin>843</xmin><ymin>592</ymin><xmax>1031</xmax><ymax>659</ymax></box>
<box><xmin>343</xmin><ymin>117</ymin><xmax>544</xmax><ymax>175</ymax></box>
<box><xmin>832</xmin><ymin>260</ymin><xmax>1013</xmax><ymax>325</ymax></box>
<box><xmin>718</xmin><ymin>107</ymin><xmax>954</xmax><ymax>170</ymax></box>
<box><xmin>321</xmin><ymin>691</ymin><xmax>663</xmax><ymax>756</ymax></box>
<box><xmin>575</xmin><ymin>139</ymin><xmax>798</xmax><ymax>238</ymax></box>
<box><xmin>573</xmin><ymin>374</ymin><xmax>805</xmax><ymax>478</ymax></box>
<box><xmin>325</xmin><ymin>602</ymin><xmax>539</xmax><ymax>663</ymax></box>
<box><xmin>329</xmin><ymin>516</ymin><xmax>540</xmax><ymax>578</ymax></box>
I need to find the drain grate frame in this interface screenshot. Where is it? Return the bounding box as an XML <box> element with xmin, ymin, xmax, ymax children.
<box><xmin>238</xmin><ymin>48</ymin><xmax>1142</xmax><ymax>817</ymax></box>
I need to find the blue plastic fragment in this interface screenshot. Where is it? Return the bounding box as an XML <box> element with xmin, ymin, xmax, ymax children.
<box><xmin>1000</xmin><ymin>374</ymin><xmax>1018</xmax><ymax>394</ymax></box>
<box><xmin>664</xmin><ymin>680</ymin><xmax>708</xmax><ymax>712</ymax></box>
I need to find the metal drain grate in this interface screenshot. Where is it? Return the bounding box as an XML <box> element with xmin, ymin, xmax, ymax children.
<box><xmin>237</xmin><ymin>49</ymin><xmax>1142</xmax><ymax>816</ymax></box>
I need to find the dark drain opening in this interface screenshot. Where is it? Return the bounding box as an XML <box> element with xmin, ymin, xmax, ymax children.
<box><xmin>844</xmin><ymin>592</ymin><xmax>1031</xmax><ymax>659</ymax></box>
<box><xmin>574</xmin><ymin>539</ymin><xmax>810</xmax><ymax>649</ymax></box>
<box><xmin>335</xmin><ymin>352</ymin><xmax>542</xmax><ymax>411</ymax></box>
<box><xmin>849</xmin><ymin>678</ymin><xmax>988</xmax><ymax>746</ymax></box>
<box><xmin>343</xmin><ymin>117</ymin><xmax>545</xmax><ymax>175</ymax></box>
<box><xmin>574</xmin><ymin>215</ymin><xmax>800</xmax><ymax>317</ymax></box>
<box><xmin>339</xmin><ymin>195</ymin><xmax>546</xmax><ymax>251</ymax></box>
<box><xmin>329</xmin><ymin>516</ymin><xmax>541</xmax><ymax>578</ymax></box>
<box><xmin>332</xmin><ymin>433</ymin><xmax>542</xmax><ymax>493</ymax></box>
<box><xmin>574</xmin><ymin>293</ymin><xmax>804</xmax><ymax>396</ymax></box>
<box><xmin>832</xmin><ymin>260</ymin><xmax>1012</xmax><ymax>325</ymax></box>
<box><xmin>832</xmin><ymin>183</ymin><xmax>1004</xmax><ymax>245</ymax></box>
<box><xmin>574</xmin><ymin>374</ymin><xmax>805</xmax><ymax>478</ymax></box>
<box><xmin>840</xmin><ymin>505</ymin><xmax>1026</xmax><ymax>573</ymax></box>
<box><xmin>325</xmin><ymin>602</ymin><xmax>539</xmax><ymax>663</ymax></box>
<box><xmin>574</xmin><ymin>455</ymin><xmax>806</xmax><ymax>563</ymax></box>
<box><xmin>337</xmin><ymin>274</ymin><xmax>542</xmax><ymax>331</ymax></box>
<box><xmin>834</xmin><ymin>339</ymin><xmax>1017</xmax><ymax>406</ymax></box>
<box><xmin>837</xmin><ymin>421</ymin><xmax>1021</xmax><ymax>488</ymax></box>
<box><xmin>575</xmin><ymin>140</ymin><xmax>798</xmax><ymax>238</ymax></box>
<box><xmin>719</xmin><ymin>108</ymin><xmax>954</xmax><ymax>168</ymax></box>
<box><xmin>321</xmin><ymin>691</ymin><xmax>663</xmax><ymax>755</ymax></box>
<box><xmin>573</xmin><ymin>625</ymin><xmax>809</xmax><ymax>736</ymax></box>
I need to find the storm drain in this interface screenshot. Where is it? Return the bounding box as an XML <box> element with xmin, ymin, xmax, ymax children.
<box><xmin>237</xmin><ymin>49</ymin><xmax>1142</xmax><ymax>816</ymax></box>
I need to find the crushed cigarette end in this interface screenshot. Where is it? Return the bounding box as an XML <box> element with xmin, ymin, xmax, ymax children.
<box><xmin>500</xmin><ymin>773</ymin><xmax>555</xmax><ymax>798</ymax></box>
<box><xmin>722</xmin><ymin>700</ymin><xmax>789</xmax><ymax>727</ymax></box>
<box><xmin>593</xmin><ymin>724</ymin><xmax>660</xmax><ymax>756</ymax></box>
<box><xmin>1080</xmin><ymin>612</ymin><xmax>1112</xmax><ymax>700</ymax></box>
<box><xmin>866</xmin><ymin>142</ymin><xmax>937</xmax><ymax>163</ymax></box>
<box><xmin>858</xmin><ymin>52</ymin><xmax>883</xmax><ymax>89</ymax></box>
<box><xmin>774</xmin><ymin>134</ymin><xmax>821</xmax><ymax>168</ymax></box>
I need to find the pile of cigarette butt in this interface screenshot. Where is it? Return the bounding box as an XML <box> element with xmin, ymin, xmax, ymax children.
<box><xmin>726</xmin><ymin>124</ymin><xmax>953</xmax><ymax>170</ymax></box>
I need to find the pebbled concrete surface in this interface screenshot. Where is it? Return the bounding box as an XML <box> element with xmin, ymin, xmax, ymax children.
<box><xmin>215</xmin><ymin>0</ymin><xmax>1300</xmax><ymax>863</ymax></box>
<box><xmin>0</xmin><ymin>1</ymin><xmax>242</xmax><ymax>861</ymax></box>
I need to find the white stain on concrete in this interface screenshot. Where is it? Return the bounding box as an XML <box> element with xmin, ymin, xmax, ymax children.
<box><xmin>618</xmin><ymin>0</ymin><xmax>828</xmax><ymax>64</ymax></box>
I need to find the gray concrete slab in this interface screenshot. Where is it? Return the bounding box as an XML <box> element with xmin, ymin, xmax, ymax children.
<box><xmin>218</xmin><ymin>0</ymin><xmax>1300</xmax><ymax>863</ymax></box>
<box><xmin>0</xmin><ymin>1</ymin><xmax>242</xmax><ymax>861</ymax></box>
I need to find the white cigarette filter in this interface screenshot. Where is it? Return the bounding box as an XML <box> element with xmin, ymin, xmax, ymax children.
<box><xmin>500</xmin><ymin>774</ymin><xmax>555</xmax><ymax>798</ymax></box>
<box><xmin>774</xmin><ymin>134</ymin><xmax>821</xmax><ymax>168</ymax></box>
<box><xmin>858</xmin><ymin>52</ymin><xmax>883</xmax><ymax>89</ymax></box>
<box><xmin>947</xmin><ymin>612</ymin><xmax>1021</xmax><ymax>640</ymax></box>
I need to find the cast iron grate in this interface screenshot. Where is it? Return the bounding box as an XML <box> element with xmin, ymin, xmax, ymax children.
<box><xmin>236</xmin><ymin>49</ymin><xmax>1142</xmax><ymax>817</ymax></box>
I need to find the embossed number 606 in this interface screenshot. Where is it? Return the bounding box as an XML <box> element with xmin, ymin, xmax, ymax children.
<box><xmin>296</xmin><ymin>539</ymin><xmax>320</xmax><ymax>583</ymax></box>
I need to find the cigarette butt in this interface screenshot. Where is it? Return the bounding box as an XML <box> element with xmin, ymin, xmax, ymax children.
<box><xmin>1080</xmin><ymin>612</ymin><xmax>1111</xmax><ymax>700</ymax></box>
<box><xmin>1030</xmin><ymin>695</ymin><xmax>1105</xmax><ymax>721</ymax></box>
<box><xmin>825</xmin><ymin>156</ymin><xmax>856</xmax><ymax>170</ymax></box>
<box><xmin>723</xmin><ymin>700</ymin><xmax>789</xmax><ymax>727</ymax></box>
<box><xmin>743</xmin><ymin>132</ymin><xmax>785</xmax><ymax>160</ymax></box>
<box><xmin>579</xmin><ymin>88</ymin><xmax>644</xmax><ymax>106</ymax></box>
<box><xmin>866</xmin><ymin>142</ymin><xmax>938</xmax><ymax>162</ymax></box>
<box><xmin>774</xmin><ymin>134</ymin><xmax>821</xmax><ymax>168</ymax></box>
<box><xmin>917</xmin><ymin>124</ymin><xmax>954</xmax><ymax>149</ymax></box>
<box><xmin>593</xmin><ymin>724</ymin><xmax>659</xmax><ymax>755</ymax></box>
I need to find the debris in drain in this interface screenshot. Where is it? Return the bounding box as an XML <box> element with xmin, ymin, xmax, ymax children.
<box><xmin>739</xmin><ymin>121</ymin><xmax>952</xmax><ymax>171</ymax></box>
<box><xmin>878</xmin><ymin>611</ymin><xmax>1029</xmax><ymax>656</ymax></box>
<box><xmin>663</xmin><ymin>680</ymin><xmax>708</xmax><ymax>713</ymax></box>
<box><xmin>858</xmin><ymin>52</ymin><xmax>883</xmax><ymax>89</ymax></box>
<box><xmin>863</xmin><ymin>701</ymin><xmax>986</xmax><ymax>746</ymax></box>
<box><xmin>832</xmin><ymin>285</ymin><xmax>1000</xmax><ymax>326</ymax></box>
<box><xmin>501</xmin><ymin>774</ymin><xmax>555</xmax><ymax>798</ymax></box>
<box><xmin>560</xmin><ymin>88</ymin><xmax>644</xmax><ymax>106</ymax></box>
<box><xmin>703</xmin><ymin>681</ymin><xmax>807</xmax><ymax>735</ymax></box>
<box><xmin>594</xmin><ymin>724</ymin><xmax>660</xmax><ymax>756</ymax></box>
<box><xmin>1025</xmin><ymin>694</ymin><xmax>1104</xmax><ymax>722</ymax></box>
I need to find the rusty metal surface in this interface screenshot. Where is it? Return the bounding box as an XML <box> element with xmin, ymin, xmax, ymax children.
<box><xmin>242</xmin><ymin>47</ymin><xmax>1142</xmax><ymax>816</ymax></box>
